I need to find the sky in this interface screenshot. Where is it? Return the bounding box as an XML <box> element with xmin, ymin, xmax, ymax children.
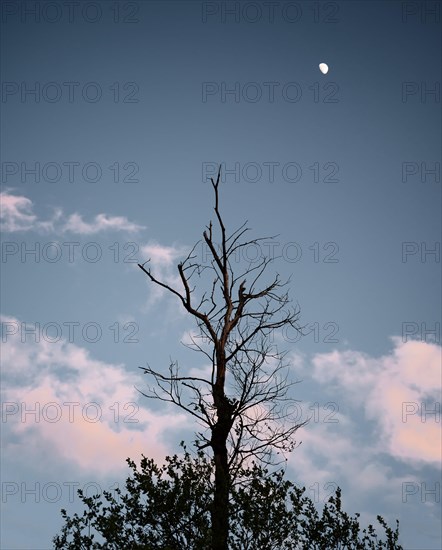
<box><xmin>0</xmin><ymin>0</ymin><xmax>441</xmax><ymax>548</ymax></box>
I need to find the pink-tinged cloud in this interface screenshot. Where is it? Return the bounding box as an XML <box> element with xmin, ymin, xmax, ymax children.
<box><xmin>281</xmin><ymin>339</ymin><xmax>440</xmax><ymax>530</ymax></box>
<box><xmin>309</xmin><ymin>338</ymin><xmax>441</xmax><ymax>466</ymax></box>
<box><xmin>0</xmin><ymin>191</ymin><xmax>37</xmax><ymax>232</ymax></box>
<box><xmin>1</xmin><ymin>316</ymin><xmax>190</xmax><ymax>476</ymax></box>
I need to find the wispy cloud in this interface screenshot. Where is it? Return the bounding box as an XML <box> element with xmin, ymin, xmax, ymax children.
<box><xmin>63</xmin><ymin>212</ymin><xmax>144</xmax><ymax>234</ymax></box>
<box><xmin>1</xmin><ymin>192</ymin><xmax>38</xmax><ymax>232</ymax></box>
<box><xmin>141</xmin><ymin>242</ymin><xmax>186</xmax><ymax>266</ymax></box>
<box><xmin>139</xmin><ymin>241</ymin><xmax>189</xmax><ymax>306</ymax></box>
<box><xmin>0</xmin><ymin>190</ymin><xmax>145</xmax><ymax>235</ymax></box>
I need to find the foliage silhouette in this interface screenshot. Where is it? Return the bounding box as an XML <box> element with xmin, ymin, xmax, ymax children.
<box><xmin>54</xmin><ymin>445</ymin><xmax>402</xmax><ymax>550</ymax></box>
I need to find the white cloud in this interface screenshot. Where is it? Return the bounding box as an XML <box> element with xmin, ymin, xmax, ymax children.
<box><xmin>1</xmin><ymin>315</ymin><xmax>190</xmax><ymax>477</ymax></box>
<box><xmin>141</xmin><ymin>242</ymin><xmax>186</xmax><ymax>266</ymax></box>
<box><xmin>63</xmin><ymin>212</ymin><xmax>144</xmax><ymax>234</ymax></box>
<box><xmin>0</xmin><ymin>190</ymin><xmax>145</xmax><ymax>235</ymax></box>
<box><xmin>139</xmin><ymin>241</ymin><xmax>189</xmax><ymax>306</ymax></box>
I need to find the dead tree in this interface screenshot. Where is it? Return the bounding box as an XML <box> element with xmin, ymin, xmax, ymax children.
<box><xmin>138</xmin><ymin>168</ymin><xmax>306</xmax><ymax>550</ymax></box>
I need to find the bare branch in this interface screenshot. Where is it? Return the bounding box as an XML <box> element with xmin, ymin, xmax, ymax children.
<box><xmin>137</xmin><ymin>168</ymin><xmax>305</xmax><ymax>548</ymax></box>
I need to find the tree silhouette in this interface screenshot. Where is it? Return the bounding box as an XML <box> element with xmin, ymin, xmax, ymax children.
<box><xmin>137</xmin><ymin>168</ymin><xmax>306</xmax><ymax>549</ymax></box>
<box><xmin>54</xmin><ymin>168</ymin><xmax>403</xmax><ymax>549</ymax></box>
<box><xmin>53</xmin><ymin>445</ymin><xmax>402</xmax><ymax>549</ymax></box>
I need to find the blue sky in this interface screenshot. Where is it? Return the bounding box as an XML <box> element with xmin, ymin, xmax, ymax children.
<box><xmin>1</xmin><ymin>1</ymin><xmax>441</xmax><ymax>548</ymax></box>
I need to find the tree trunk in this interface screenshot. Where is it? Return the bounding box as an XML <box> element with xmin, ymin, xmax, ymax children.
<box><xmin>211</xmin><ymin>384</ymin><xmax>233</xmax><ymax>550</ymax></box>
<box><xmin>211</xmin><ymin>440</ymin><xmax>229</xmax><ymax>550</ymax></box>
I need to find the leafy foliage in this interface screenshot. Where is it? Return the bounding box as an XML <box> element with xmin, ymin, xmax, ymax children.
<box><xmin>54</xmin><ymin>447</ymin><xmax>402</xmax><ymax>550</ymax></box>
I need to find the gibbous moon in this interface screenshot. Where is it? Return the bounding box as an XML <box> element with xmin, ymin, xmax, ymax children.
<box><xmin>319</xmin><ymin>63</ymin><xmax>329</xmax><ymax>74</ymax></box>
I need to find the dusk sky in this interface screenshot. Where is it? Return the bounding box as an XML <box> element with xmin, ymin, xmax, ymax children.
<box><xmin>1</xmin><ymin>1</ymin><xmax>441</xmax><ymax>548</ymax></box>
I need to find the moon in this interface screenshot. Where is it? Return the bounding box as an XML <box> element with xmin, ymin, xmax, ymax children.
<box><xmin>319</xmin><ymin>63</ymin><xmax>329</xmax><ymax>75</ymax></box>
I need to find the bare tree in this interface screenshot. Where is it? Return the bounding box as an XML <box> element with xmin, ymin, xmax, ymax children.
<box><xmin>138</xmin><ymin>168</ymin><xmax>306</xmax><ymax>550</ymax></box>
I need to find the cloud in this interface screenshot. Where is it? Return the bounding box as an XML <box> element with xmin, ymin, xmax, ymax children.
<box><xmin>308</xmin><ymin>337</ymin><xmax>441</xmax><ymax>466</ymax></box>
<box><xmin>1</xmin><ymin>315</ymin><xmax>190</xmax><ymax>476</ymax></box>
<box><xmin>141</xmin><ymin>242</ymin><xmax>186</xmax><ymax>266</ymax></box>
<box><xmin>63</xmin><ymin>212</ymin><xmax>144</xmax><ymax>234</ymax></box>
<box><xmin>2</xmin><ymin>312</ymin><xmax>440</xmax><ymax>543</ymax></box>
<box><xmin>139</xmin><ymin>241</ymin><xmax>189</xmax><ymax>306</ymax></box>
<box><xmin>280</xmin><ymin>337</ymin><xmax>441</xmax><ymax>545</ymax></box>
<box><xmin>0</xmin><ymin>190</ymin><xmax>145</xmax><ymax>235</ymax></box>
<box><xmin>0</xmin><ymin>192</ymin><xmax>37</xmax><ymax>232</ymax></box>
<box><xmin>281</xmin><ymin>338</ymin><xmax>440</xmax><ymax>521</ymax></box>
